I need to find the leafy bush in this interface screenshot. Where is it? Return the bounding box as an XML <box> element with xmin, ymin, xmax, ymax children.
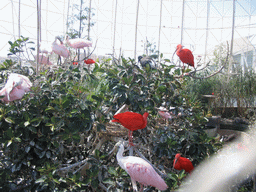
<box><xmin>0</xmin><ymin>38</ymin><xmax>221</xmax><ymax>191</ymax></box>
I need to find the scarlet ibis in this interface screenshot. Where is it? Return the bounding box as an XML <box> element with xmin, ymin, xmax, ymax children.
<box><xmin>175</xmin><ymin>44</ymin><xmax>194</xmax><ymax>68</ymax></box>
<box><xmin>0</xmin><ymin>73</ymin><xmax>32</xmax><ymax>102</ymax></box>
<box><xmin>117</xmin><ymin>142</ymin><xmax>168</xmax><ymax>191</ymax></box>
<box><xmin>84</xmin><ymin>59</ymin><xmax>95</xmax><ymax>64</ymax></box>
<box><xmin>173</xmin><ymin>153</ymin><xmax>194</xmax><ymax>173</ymax></box>
<box><xmin>52</xmin><ymin>36</ymin><xmax>70</xmax><ymax>65</ymax></box>
<box><xmin>112</xmin><ymin>112</ymin><xmax>149</xmax><ymax>146</ymax></box>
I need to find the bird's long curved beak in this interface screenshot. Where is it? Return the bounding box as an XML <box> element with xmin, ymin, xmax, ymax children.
<box><xmin>173</xmin><ymin>159</ymin><xmax>177</xmax><ymax>167</ymax></box>
<box><xmin>55</xmin><ymin>36</ymin><xmax>63</xmax><ymax>44</ymax></box>
<box><xmin>172</xmin><ymin>48</ymin><xmax>178</xmax><ymax>61</ymax></box>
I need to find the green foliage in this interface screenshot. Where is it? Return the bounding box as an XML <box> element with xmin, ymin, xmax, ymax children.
<box><xmin>67</xmin><ymin>2</ymin><xmax>95</xmax><ymax>38</ymax></box>
<box><xmin>0</xmin><ymin>39</ymin><xmax>222</xmax><ymax>191</ymax></box>
<box><xmin>8</xmin><ymin>36</ymin><xmax>35</xmax><ymax>60</ymax></box>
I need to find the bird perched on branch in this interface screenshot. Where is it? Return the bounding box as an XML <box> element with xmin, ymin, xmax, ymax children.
<box><xmin>0</xmin><ymin>73</ymin><xmax>32</xmax><ymax>102</ymax></box>
<box><xmin>116</xmin><ymin>142</ymin><xmax>168</xmax><ymax>191</ymax></box>
<box><xmin>173</xmin><ymin>153</ymin><xmax>194</xmax><ymax>173</ymax></box>
<box><xmin>112</xmin><ymin>112</ymin><xmax>149</xmax><ymax>146</ymax></box>
<box><xmin>175</xmin><ymin>44</ymin><xmax>194</xmax><ymax>68</ymax></box>
<box><xmin>138</xmin><ymin>56</ymin><xmax>156</xmax><ymax>69</ymax></box>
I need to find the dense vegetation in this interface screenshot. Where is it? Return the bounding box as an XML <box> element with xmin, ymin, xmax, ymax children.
<box><xmin>2</xmin><ymin>36</ymin><xmax>256</xmax><ymax>192</ymax></box>
<box><xmin>0</xmin><ymin>37</ymin><xmax>225</xmax><ymax>191</ymax></box>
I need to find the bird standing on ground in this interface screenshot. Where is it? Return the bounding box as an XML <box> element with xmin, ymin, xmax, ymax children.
<box><xmin>0</xmin><ymin>73</ymin><xmax>32</xmax><ymax>102</ymax></box>
<box><xmin>173</xmin><ymin>153</ymin><xmax>194</xmax><ymax>173</ymax></box>
<box><xmin>175</xmin><ymin>44</ymin><xmax>194</xmax><ymax>69</ymax></box>
<box><xmin>117</xmin><ymin>142</ymin><xmax>168</xmax><ymax>191</ymax></box>
<box><xmin>52</xmin><ymin>36</ymin><xmax>70</xmax><ymax>65</ymax></box>
<box><xmin>112</xmin><ymin>112</ymin><xmax>149</xmax><ymax>146</ymax></box>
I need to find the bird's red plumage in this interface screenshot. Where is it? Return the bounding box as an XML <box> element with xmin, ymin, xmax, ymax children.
<box><xmin>173</xmin><ymin>153</ymin><xmax>194</xmax><ymax>173</ymax></box>
<box><xmin>112</xmin><ymin>111</ymin><xmax>148</xmax><ymax>131</ymax></box>
<box><xmin>176</xmin><ymin>44</ymin><xmax>194</xmax><ymax>67</ymax></box>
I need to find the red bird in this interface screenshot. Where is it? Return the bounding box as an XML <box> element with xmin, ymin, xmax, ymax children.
<box><xmin>173</xmin><ymin>153</ymin><xmax>194</xmax><ymax>173</ymax></box>
<box><xmin>175</xmin><ymin>44</ymin><xmax>194</xmax><ymax>68</ymax></box>
<box><xmin>84</xmin><ymin>59</ymin><xmax>95</xmax><ymax>64</ymax></box>
<box><xmin>112</xmin><ymin>112</ymin><xmax>149</xmax><ymax>146</ymax></box>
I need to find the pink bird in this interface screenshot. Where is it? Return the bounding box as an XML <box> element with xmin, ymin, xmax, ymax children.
<box><xmin>117</xmin><ymin>142</ymin><xmax>168</xmax><ymax>191</ymax></box>
<box><xmin>65</xmin><ymin>36</ymin><xmax>92</xmax><ymax>61</ymax></box>
<box><xmin>35</xmin><ymin>54</ymin><xmax>53</xmax><ymax>66</ymax></box>
<box><xmin>0</xmin><ymin>73</ymin><xmax>32</xmax><ymax>102</ymax></box>
<box><xmin>158</xmin><ymin>111</ymin><xmax>173</xmax><ymax>120</ymax></box>
<box><xmin>65</xmin><ymin>36</ymin><xmax>92</xmax><ymax>49</ymax></box>
<box><xmin>52</xmin><ymin>36</ymin><xmax>70</xmax><ymax>65</ymax></box>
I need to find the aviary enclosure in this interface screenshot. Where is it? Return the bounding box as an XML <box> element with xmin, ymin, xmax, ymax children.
<box><xmin>1</xmin><ymin>0</ymin><xmax>256</xmax><ymax>191</ymax></box>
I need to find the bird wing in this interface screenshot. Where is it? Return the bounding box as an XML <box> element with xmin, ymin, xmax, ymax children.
<box><xmin>113</xmin><ymin>112</ymin><xmax>145</xmax><ymax>130</ymax></box>
<box><xmin>9</xmin><ymin>87</ymin><xmax>25</xmax><ymax>101</ymax></box>
<box><xmin>124</xmin><ymin>157</ymin><xmax>167</xmax><ymax>190</ymax></box>
<box><xmin>174</xmin><ymin>157</ymin><xmax>194</xmax><ymax>173</ymax></box>
<box><xmin>179</xmin><ymin>49</ymin><xmax>194</xmax><ymax>66</ymax></box>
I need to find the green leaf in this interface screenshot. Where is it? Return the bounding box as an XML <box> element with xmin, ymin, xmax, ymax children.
<box><xmin>108</xmin><ymin>167</ymin><xmax>117</xmax><ymax>176</ymax></box>
<box><xmin>62</xmin><ymin>99</ymin><xmax>71</xmax><ymax>109</ymax></box>
<box><xmin>24</xmin><ymin>121</ymin><xmax>30</xmax><ymax>127</ymax></box>
<box><xmin>35</xmin><ymin>176</ymin><xmax>46</xmax><ymax>183</ymax></box>
<box><xmin>94</xmin><ymin>149</ymin><xmax>100</xmax><ymax>158</ymax></box>
<box><xmin>45</xmin><ymin>106</ymin><xmax>55</xmax><ymax>112</ymax></box>
<box><xmin>13</xmin><ymin>137</ymin><xmax>21</xmax><ymax>142</ymax></box>
<box><xmin>46</xmin><ymin>151</ymin><xmax>51</xmax><ymax>158</ymax></box>
<box><xmin>25</xmin><ymin>146</ymin><xmax>31</xmax><ymax>153</ymax></box>
<box><xmin>6</xmin><ymin>128</ymin><xmax>13</xmax><ymax>138</ymax></box>
<box><xmin>5</xmin><ymin>117</ymin><xmax>14</xmax><ymax>124</ymax></box>
<box><xmin>102</xmin><ymin>178</ymin><xmax>115</xmax><ymax>185</ymax></box>
<box><xmin>6</xmin><ymin>140</ymin><xmax>12</xmax><ymax>147</ymax></box>
<box><xmin>91</xmin><ymin>178</ymin><xmax>99</xmax><ymax>188</ymax></box>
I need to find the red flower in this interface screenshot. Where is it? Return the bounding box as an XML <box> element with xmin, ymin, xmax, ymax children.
<box><xmin>84</xmin><ymin>59</ymin><xmax>95</xmax><ymax>64</ymax></box>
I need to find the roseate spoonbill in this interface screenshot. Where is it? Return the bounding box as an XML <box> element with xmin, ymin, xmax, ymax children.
<box><xmin>117</xmin><ymin>142</ymin><xmax>168</xmax><ymax>191</ymax></box>
<box><xmin>112</xmin><ymin>112</ymin><xmax>149</xmax><ymax>146</ymax></box>
<box><xmin>35</xmin><ymin>54</ymin><xmax>53</xmax><ymax>66</ymax></box>
<box><xmin>175</xmin><ymin>44</ymin><xmax>194</xmax><ymax>68</ymax></box>
<box><xmin>173</xmin><ymin>153</ymin><xmax>194</xmax><ymax>173</ymax></box>
<box><xmin>0</xmin><ymin>73</ymin><xmax>32</xmax><ymax>102</ymax></box>
<box><xmin>52</xmin><ymin>36</ymin><xmax>70</xmax><ymax>65</ymax></box>
<box><xmin>65</xmin><ymin>36</ymin><xmax>92</xmax><ymax>60</ymax></box>
<box><xmin>138</xmin><ymin>56</ymin><xmax>156</xmax><ymax>69</ymax></box>
<box><xmin>65</xmin><ymin>36</ymin><xmax>92</xmax><ymax>49</ymax></box>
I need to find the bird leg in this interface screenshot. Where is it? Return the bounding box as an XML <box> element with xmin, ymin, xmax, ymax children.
<box><xmin>57</xmin><ymin>55</ymin><xmax>62</xmax><ymax>65</ymax></box>
<box><xmin>131</xmin><ymin>178</ymin><xmax>138</xmax><ymax>192</ymax></box>
<box><xmin>128</xmin><ymin>130</ymin><xmax>135</xmax><ymax>146</ymax></box>
<box><xmin>139</xmin><ymin>184</ymin><xmax>144</xmax><ymax>192</ymax></box>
